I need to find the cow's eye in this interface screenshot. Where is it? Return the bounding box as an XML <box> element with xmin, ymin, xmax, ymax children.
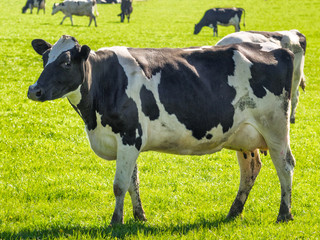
<box><xmin>62</xmin><ymin>62</ymin><xmax>71</xmax><ymax>68</ymax></box>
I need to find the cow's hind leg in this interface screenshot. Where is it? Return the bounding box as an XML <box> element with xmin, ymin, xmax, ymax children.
<box><xmin>268</xmin><ymin>145</ymin><xmax>295</xmax><ymax>222</ymax></box>
<box><xmin>128</xmin><ymin>163</ymin><xmax>147</xmax><ymax>221</ymax></box>
<box><xmin>93</xmin><ymin>16</ymin><xmax>97</xmax><ymax>27</ymax></box>
<box><xmin>88</xmin><ymin>17</ymin><xmax>93</xmax><ymax>27</ymax></box>
<box><xmin>227</xmin><ymin>149</ymin><xmax>262</xmax><ymax>219</ymax></box>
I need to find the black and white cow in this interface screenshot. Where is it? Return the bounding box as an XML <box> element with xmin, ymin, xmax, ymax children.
<box><xmin>194</xmin><ymin>8</ymin><xmax>245</xmax><ymax>37</ymax></box>
<box><xmin>216</xmin><ymin>30</ymin><xmax>307</xmax><ymax>123</ymax></box>
<box><xmin>28</xmin><ymin>35</ymin><xmax>295</xmax><ymax>225</ymax></box>
<box><xmin>118</xmin><ymin>0</ymin><xmax>133</xmax><ymax>22</ymax></box>
<box><xmin>22</xmin><ymin>0</ymin><xmax>46</xmax><ymax>14</ymax></box>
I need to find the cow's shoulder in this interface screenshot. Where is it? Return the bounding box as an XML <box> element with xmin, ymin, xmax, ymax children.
<box><xmin>77</xmin><ymin>47</ymin><xmax>143</xmax><ymax>150</ymax></box>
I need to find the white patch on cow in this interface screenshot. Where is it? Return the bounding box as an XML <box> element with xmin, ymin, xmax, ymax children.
<box><xmin>65</xmin><ymin>85</ymin><xmax>82</xmax><ymax>106</ymax></box>
<box><xmin>182</xmin><ymin>46</ymin><xmax>213</xmax><ymax>52</ymax></box>
<box><xmin>228</xmin><ymin>14</ymin><xmax>240</xmax><ymax>26</ymax></box>
<box><xmin>208</xmin><ymin>24</ymin><xmax>214</xmax><ymax>28</ymax></box>
<box><xmin>259</xmin><ymin>42</ymin><xmax>281</xmax><ymax>52</ymax></box>
<box><xmin>46</xmin><ymin>36</ymin><xmax>77</xmax><ymax>66</ymax></box>
<box><xmin>217</xmin><ymin>31</ymin><xmax>270</xmax><ymax>46</ymax></box>
<box><xmin>86</xmin><ymin>112</ymin><xmax>118</xmax><ymax>160</ymax></box>
<box><xmin>216</xmin><ymin>14</ymin><xmax>240</xmax><ymax>28</ymax></box>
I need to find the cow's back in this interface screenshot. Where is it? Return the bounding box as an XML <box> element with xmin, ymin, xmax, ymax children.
<box><xmin>64</xmin><ymin>1</ymin><xmax>94</xmax><ymax>15</ymax></box>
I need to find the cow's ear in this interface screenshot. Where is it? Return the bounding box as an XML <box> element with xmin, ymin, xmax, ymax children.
<box><xmin>80</xmin><ymin>45</ymin><xmax>91</xmax><ymax>61</ymax></box>
<box><xmin>32</xmin><ymin>39</ymin><xmax>52</xmax><ymax>56</ymax></box>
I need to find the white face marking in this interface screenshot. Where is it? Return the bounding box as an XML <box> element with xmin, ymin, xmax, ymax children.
<box><xmin>46</xmin><ymin>36</ymin><xmax>77</xmax><ymax>67</ymax></box>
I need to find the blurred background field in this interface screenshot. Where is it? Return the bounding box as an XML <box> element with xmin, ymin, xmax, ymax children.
<box><xmin>0</xmin><ymin>0</ymin><xmax>319</xmax><ymax>239</ymax></box>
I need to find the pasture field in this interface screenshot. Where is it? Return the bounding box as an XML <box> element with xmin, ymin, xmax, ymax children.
<box><xmin>0</xmin><ymin>0</ymin><xmax>320</xmax><ymax>239</ymax></box>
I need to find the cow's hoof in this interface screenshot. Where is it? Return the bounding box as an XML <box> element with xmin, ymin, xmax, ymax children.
<box><xmin>276</xmin><ymin>213</ymin><xmax>294</xmax><ymax>223</ymax></box>
<box><xmin>109</xmin><ymin>213</ymin><xmax>124</xmax><ymax>226</ymax></box>
<box><xmin>134</xmin><ymin>211</ymin><xmax>147</xmax><ymax>222</ymax></box>
<box><xmin>290</xmin><ymin>118</ymin><xmax>295</xmax><ymax>124</ymax></box>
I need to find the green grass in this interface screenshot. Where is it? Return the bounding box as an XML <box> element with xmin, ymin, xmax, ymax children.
<box><xmin>1</xmin><ymin>0</ymin><xmax>320</xmax><ymax>239</ymax></box>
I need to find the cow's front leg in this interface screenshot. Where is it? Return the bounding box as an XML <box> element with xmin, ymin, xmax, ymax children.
<box><xmin>60</xmin><ymin>15</ymin><xmax>68</xmax><ymax>25</ymax></box>
<box><xmin>110</xmin><ymin>146</ymin><xmax>140</xmax><ymax>226</ymax></box>
<box><xmin>69</xmin><ymin>16</ymin><xmax>74</xmax><ymax>26</ymax></box>
<box><xmin>227</xmin><ymin>149</ymin><xmax>262</xmax><ymax>219</ymax></box>
<box><xmin>128</xmin><ymin>163</ymin><xmax>147</xmax><ymax>221</ymax></box>
<box><xmin>213</xmin><ymin>27</ymin><xmax>218</xmax><ymax>37</ymax></box>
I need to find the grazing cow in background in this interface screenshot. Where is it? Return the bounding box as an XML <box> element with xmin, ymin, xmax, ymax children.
<box><xmin>194</xmin><ymin>8</ymin><xmax>245</xmax><ymax>37</ymax></box>
<box><xmin>216</xmin><ymin>30</ymin><xmax>307</xmax><ymax>123</ymax></box>
<box><xmin>22</xmin><ymin>0</ymin><xmax>46</xmax><ymax>14</ymax></box>
<box><xmin>28</xmin><ymin>35</ymin><xmax>295</xmax><ymax>225</ymax></box>
<box><xmin>118</xmin><ymin>0</ymin><xmax>133</xmax><ymax>22</ymax></box>
<box><xmin>52</xmin><ymin>0</ymin><xmax>98</xmax><ymax>27</ymax></box>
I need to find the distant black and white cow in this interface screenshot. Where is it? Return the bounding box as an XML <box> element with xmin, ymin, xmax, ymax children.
<box><xmin>28</xmin><ymin>35</ymin><xmax>296</xmax><ymax>225</ymax></box>
<box><xmin>194</xmin><ymin>8</ymin><xmax>245</xmax><ymax>37</ymax></box>
<box><xmin>118</xmin><ymin>0</ymin><xmax>133</xmax><ymax>22</ymax></box>
<box><xmin>216</xmin><ymin>30</ymin><xmax>307</xmax><ymax>123</ymax></box>
<box><xmin>22</xmin><ymin>0</ymin><xmax>46</xmax><ymax>14</ymax></box>
<box><xmin>52</xmin><ymin>0</ymin><xmax>98</xmax><ymax>27</ymax></box>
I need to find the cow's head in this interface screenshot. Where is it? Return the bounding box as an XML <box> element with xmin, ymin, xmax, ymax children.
<box><xmin>28</xmin><ymin>35</ymin><xmax>90</xmax><ymax>102</ymax></box>
<box><xmin>193</xmin><ymin>24</ymin><xmax>201</xmax><ymax>35</ymax></box>
<box><xmin>51</xmin><ymin>3</ymin><xmax>62</xmax><ymax>15</ymax></box>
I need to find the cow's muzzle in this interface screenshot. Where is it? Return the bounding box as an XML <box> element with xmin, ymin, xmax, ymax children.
<box><xmin>28</xmin><ymin>83</ymin><xmax>44</xmax><ymax>101</ymax></box>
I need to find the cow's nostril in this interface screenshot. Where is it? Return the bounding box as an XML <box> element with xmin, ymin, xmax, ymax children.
<box><xmin>36</xmin><ymin>89</ymin><xmax>42</xmax><ymax>97</ymax></box>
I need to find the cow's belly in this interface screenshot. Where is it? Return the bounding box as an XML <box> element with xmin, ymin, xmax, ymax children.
<box><xmin>86</xmin><ymin>125</ymin><xmax>118</xmax><ymax>160</ymax></box>
<box><xmin>143</xmin><ymin>120</ymin><xmax>267</xmax><ymax>155</ymax></box>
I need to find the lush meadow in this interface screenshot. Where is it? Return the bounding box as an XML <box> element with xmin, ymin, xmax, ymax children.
<box><xmin>0</xmin><ymin>0</ymin><xmax>319</xmax><ymax>239</ymax></box>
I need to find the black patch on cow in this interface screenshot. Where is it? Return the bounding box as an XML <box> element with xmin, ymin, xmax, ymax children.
<box><xmin>296</xmin><ymin>31</ymin><xmax>307</xmax><ymax>53</ymax></box>
<box><xmin>128</xmin><ymin>48</ymin><xmax>174</xmax><ymax>79</ymax></box>
<box><xmin>140</xmin><ymin>85</ymin><xmax>159</xmax><ymax>120</ymax></box>
<box><xmin>76</xmin><ymin>50</ymin><xmax>143</xmax><ymax>150</ymax></box>
<box><xmin>206</xmin><ymin>134</ymin><xmax>213</xmax><ymax>140</ymax></box>
<box><xmin>129</xmin><ymin>47</ymin><xmax>236</xmax><ymax>140</ymax></box>
<box><xmin>237</xmin><ymin>43</ymin><xmax>293</xmax><ymax>99</ymax></box>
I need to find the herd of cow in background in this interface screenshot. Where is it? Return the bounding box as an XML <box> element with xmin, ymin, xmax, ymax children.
<box><xmin>24</xmin><ymin>0</ymin><xmax>307</xmax><ymax>225</ymax></box>
<box><xmin>22</xmin><ymin>0</ymin><xmax>132</xmax><ymax>24</ymax></box>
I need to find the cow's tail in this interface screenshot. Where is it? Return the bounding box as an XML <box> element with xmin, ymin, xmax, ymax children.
<box><xmin>241</xmin><ymin>8</ymin><xmax>245</xmax><ymax>27</ymax></box>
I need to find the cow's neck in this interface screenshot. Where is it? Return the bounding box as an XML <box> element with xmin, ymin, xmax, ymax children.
<box><xmin>67</xmin><ymin>50</ymin><xmax>130</xmax><ymax>131</ymax></box>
